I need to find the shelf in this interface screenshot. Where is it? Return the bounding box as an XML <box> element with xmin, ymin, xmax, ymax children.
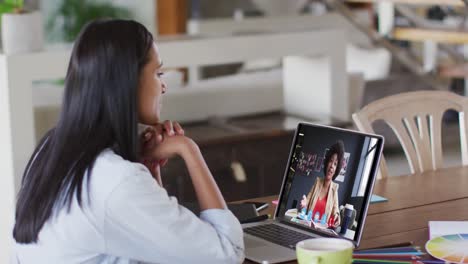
<box><xmin>393</xmin><ymin>27</ymin><xmax>468</xmax><ymax>44</ymax></box>
<box><xmin>345</xmin><ymin>0</ymin><xmax>464</xmax><ymax>6</ymax></box>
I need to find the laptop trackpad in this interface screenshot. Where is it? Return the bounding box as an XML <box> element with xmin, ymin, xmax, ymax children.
<box><xmin>245</xmin><ymin>236</ymin><xmax>267</xmax><ymax>249</ymax></box>
<box><xmin>245</xmin><ymin>236</ymin><xmax>296</xmax><ymax>263</ymax></box>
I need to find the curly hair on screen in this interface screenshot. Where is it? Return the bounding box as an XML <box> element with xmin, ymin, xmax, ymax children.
<box><xmin>324</xmin><ymin>140</ymin><xmax>345</xmax><ymax>181</ymax></box>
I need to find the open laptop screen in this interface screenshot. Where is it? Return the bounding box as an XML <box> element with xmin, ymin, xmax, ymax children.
<box><xmin>275</xmin><ymin>123</ymin><xmax>383</xmax><ymax>245</ymax></box>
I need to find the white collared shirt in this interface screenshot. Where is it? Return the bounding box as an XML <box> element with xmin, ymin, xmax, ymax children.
<box><xmin>12</xmin><ymin>149</ymin><xmax>245</xmax><ymax>264</ymax></box>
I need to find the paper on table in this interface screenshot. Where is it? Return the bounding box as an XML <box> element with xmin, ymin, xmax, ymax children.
<box><xmin>370</xmin><ymin>194</ymin><xmax>388</xmax><ymax>204</ymax></box>
<box><xmin>429</xmin><ymin>221</ymin><xmax>468</xmax><ymax>239</ymax></box>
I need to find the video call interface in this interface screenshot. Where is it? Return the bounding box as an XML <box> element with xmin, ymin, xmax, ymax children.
<box><xmin>277</xmin><ymin>124</ymin><xmax>381</xmax><ymax>241</ymax></box>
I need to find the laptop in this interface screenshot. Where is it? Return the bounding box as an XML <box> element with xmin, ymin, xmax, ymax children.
<box><xmin>243</xmin><ymin>122</ymin><xmax>384</xmax><ymax>263</ymax></box>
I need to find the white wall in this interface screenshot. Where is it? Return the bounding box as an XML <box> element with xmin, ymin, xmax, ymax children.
<box><xmin>0</xmin><ymin>55</ymin><xmax>17</xmax><ymax>264</ymax></box>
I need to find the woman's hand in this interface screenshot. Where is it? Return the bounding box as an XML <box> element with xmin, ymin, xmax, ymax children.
<box><xmin>309</xmin><ymin>220</ymin><xmax>316</xmax><ymax>229</ymax></box>
<box><xmin>143</xmin><ymin>123</ymin><xmax>226</xmax><ymax>211</ymax></box>
<box><xmin>140</xmin><ymin>120</ymin><xmax>185</xmax><ymax>183</ymax></box>
<box><xmin>333</xmin><ymin>213</ymin><xmax>340</xmax><ymax>228</ymax></box>
<box><xmin>300</xmin><ymin>195</ymin><xmax>308</xmax><ymax>208</ymax></box>
<box><xmin>150</xmin><ymin>135</ymin><xmax>198</xmax><ymax>161</ymax></box>
<box><xmin>141</xmin><ymin>121</ymin><xmax>184</xmax><ymax>165</ymax></box>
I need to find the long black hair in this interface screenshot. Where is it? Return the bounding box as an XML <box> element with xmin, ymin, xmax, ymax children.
<box><xmin>13</xmin><ymin>19</ymin><xmax>154</xmax><ymax>243</ymax></box>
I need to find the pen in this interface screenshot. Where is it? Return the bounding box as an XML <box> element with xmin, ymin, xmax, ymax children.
<box><xmin>256</xmin><ymin>203</ymin><xmax>269</xmax><ymax>212</ymax></box>
<box><xmin>242</xmin><ymin>214</ymin><xmax>269</xmax><ymax>224</ymax></box>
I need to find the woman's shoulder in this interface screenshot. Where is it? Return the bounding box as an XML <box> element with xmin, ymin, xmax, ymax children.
<box><xmin>89</xmin><ymin>148</ymin><xmax>152</xmax><ymax>192</ymax></box>
<box><xmin>94</xmin><ymin>148</ymin><xmax>145</xmax><ymax>172</ymax></box>
<box><xmin>331</xmin><ymin>181</ymin><xmax>339</xmax><ymax>191</ymax></box>
<box><xmin>315</xmin><ymin>177</ymin><xmax>323</xmax><ymax>184</ymax></box>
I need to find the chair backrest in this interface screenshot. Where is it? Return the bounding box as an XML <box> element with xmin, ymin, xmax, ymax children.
<box><xmin>352</xmin><ymin>91</ymin><xmax>468</xmax><ymax>179</ymax></box>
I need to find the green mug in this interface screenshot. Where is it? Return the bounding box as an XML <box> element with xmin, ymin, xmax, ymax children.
<box><xmin>296</xmin><ymin>238</ymin><xmax>354</xmax><ymax>264</ymax></box>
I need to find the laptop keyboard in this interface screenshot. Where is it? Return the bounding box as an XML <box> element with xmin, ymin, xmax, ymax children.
<box><xmin>244</xmin><ymin>224</ymin><xmax>313</xmax><ymax>249</ymax></box>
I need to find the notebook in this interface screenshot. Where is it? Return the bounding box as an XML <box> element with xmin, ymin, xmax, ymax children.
<box><xmin>370</xmin><ymin>194</ymin><xmax>388</xmax><ymax>204</ymax></box>
<box><xmin>429</xmin><ymin>221</ymin><xmax>468</xmax><ymax>239</ymax></box>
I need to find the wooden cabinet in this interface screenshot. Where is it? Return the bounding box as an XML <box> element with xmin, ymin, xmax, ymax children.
<box><xmin>161</xmin><ymin>133</ymin><xmax>293</xmax><ymax>202</ymax></box>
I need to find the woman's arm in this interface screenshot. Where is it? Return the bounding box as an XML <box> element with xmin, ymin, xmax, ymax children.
<box><xmin>139</xmin><ymin>121</ymin><xmax>185</xmax><ymax>186</ymax></box>
<box><xmin>332</xmin><ymin>186</ymin><xmax>341</xmax><ymax>226</ymax></box>
<box><xmin>141</xmin><ymin>122</ymin><xmax>225</xmax><ymax>211</ymax></box>
<box><xmin>148</xmin><ymin>135</ymin><xmax>226</xmax><ymax>210</ymax></box>
<box><xmin>104</xmin><ymin>168</ymin><xmax>244</xmax><ymax>263</ymax></box>
<box><xmin>303</xmin><ymin>179</ymin><xmax>319</xmax><ymax>210</ymax></box>
<box><xmin>107</xmin><ymin>127</ymin><xmax>243</xmax><ymax>263</ymax></box>
<box><xmin>179</xmin><ymin>138</ymin><xmax>226</xmax><ymax>210</ymax></box>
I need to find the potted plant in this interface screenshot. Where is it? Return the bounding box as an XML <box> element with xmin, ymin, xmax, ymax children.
<box><xmin>1</xmin><ymin>0</ymin><xmax>44</xmax><ymax>54</ymax></box>
<box><xmin>46</xmin><ymin>0</ymin><xmax>132</xmax><ymax>43</ymax></box>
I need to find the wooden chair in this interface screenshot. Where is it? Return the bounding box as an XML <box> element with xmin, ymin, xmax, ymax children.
<box><xmin>352</xmin><ymin>91</ymin><xmax>468</xmax><ymax>179</ymax></box>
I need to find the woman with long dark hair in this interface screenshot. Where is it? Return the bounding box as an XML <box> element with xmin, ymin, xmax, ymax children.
<box><xmin>12</xmin><ymin>20</ymin><xmax>244</xmax><ymax>263</ymax></box>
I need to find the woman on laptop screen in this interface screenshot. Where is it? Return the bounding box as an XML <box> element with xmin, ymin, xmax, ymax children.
<box><xmin>299</xmin><ymin>140</ymin><xmax>344</xmax><ymax>228</ymax></box>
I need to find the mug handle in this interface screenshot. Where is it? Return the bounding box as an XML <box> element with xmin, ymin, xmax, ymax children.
<box><xmin>307</xmin><ymin>256</ymin><xmax>321</xmax><ymax>264</ymax></box>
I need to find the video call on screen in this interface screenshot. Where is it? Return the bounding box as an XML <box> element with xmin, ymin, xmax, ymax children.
<box><xmin>278</xmin><ymin>124</ymin><xmax>380</xmax><ymax>241</ymax></box>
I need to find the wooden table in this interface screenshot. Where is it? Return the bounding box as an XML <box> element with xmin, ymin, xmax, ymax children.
<box><xmin>242</xmin><ymin>166</ymin><xmax>468</xmax><ymax>263</ymax></box>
